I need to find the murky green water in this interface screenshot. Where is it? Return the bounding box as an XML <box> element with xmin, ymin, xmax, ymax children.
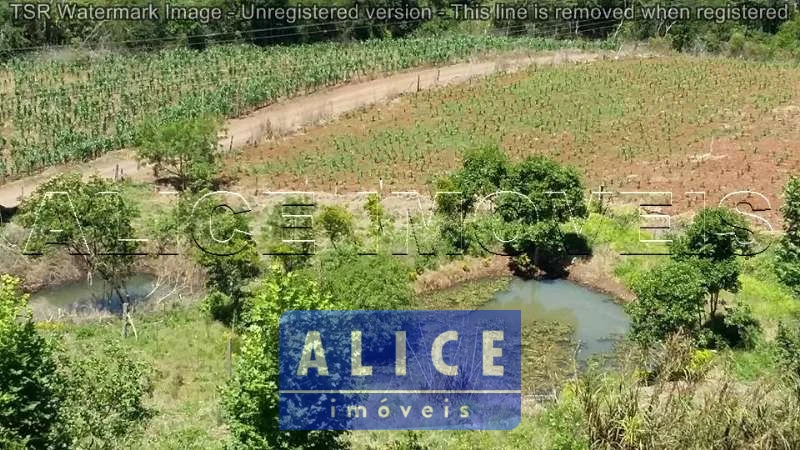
<box><xmin>29</xmin><ymin>274</ymin><xmax>169</xmax><ymax>316</ymax></box>
<box><xmin>483</xmin><ymin>278</ymin><xmax>630</xmax><ymax>361</ymax></box>
<box><xmin>30</xmin><ymin>272</ymin><xmax>630</xmax><ymax>361</ymax></box>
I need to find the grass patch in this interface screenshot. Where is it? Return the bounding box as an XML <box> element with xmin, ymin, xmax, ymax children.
<box><xmin>347</xmin><ymin>412</ymin><xmax>559</xmax><ymax>450</ymax></box>
<box><xmin>52</xmin><ymin>305</ymin><xmax>230</xmax><ymax>450</ymax></box>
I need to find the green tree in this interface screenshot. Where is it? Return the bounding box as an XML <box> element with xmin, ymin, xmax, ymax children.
<box><xmin>436</xmin><ymin>149</ymin><xmax>588</xmax><ymax>270</ymax></box>
<box><xmin>163</xmin><ymin>190</ymin><xmax>262</xmax><ymax>324</ymax></box>
<box><xmin>17</xmin><ymin>175</ymin><xmax>141</xmax><ymax>313</ymax></box>
<box><xmin>455</xmin><ymin>145</ymin><xmax>509</xmax><ymax>211</ymax></box>
<box><xmin>0</xmin><ymin>275</ymin><xmax>65</xmax><ymax>449</ymax></box>
<box><xmin>626</xmin><ymin>261</ymin><xmax>707</xmax><ymax>346</ymax></box>
<box><xmin>498</xmin><ymin>156</ymin><xmax>588</xmax><ymax>275</ymax></box>
<box><xmin>317</xmin><ymin>205</ymin><xmax>355</xmax><ymax>248</ymax></box>
<box><xmin>364</xmin><ymin>193</ymin><xmax>389</xmax><ymax>237</ymax></box>
<box><xmin>670</xmin><ymin>207</ymin><xmax>751</xmax><ymax>319</ymax></box>
<box><xmin>433</xmin><ymin>145</ymin><xmax>508</xmax><ymax>254</ymax></box>
<box><xmin>223</xmin><ymin>264</ymin><xmax>341</xmax><ymax>450</ymax></box>
<box><xmin>432</xmin><ymin>145</ymin><xmax>508</xmax><ymax>254</ymax></box>
<box><xmin>136</xmin><ymin>116</ymin><xmax>221</xmax><ymax>191</ymax></box>
<box><xmin>776</xmin><ymin>321</ymin><xmax>800</xmax><ymax>381</ymax></box>
<box><xmin>776</xmin><ymin>176</ymin><xmax>800</xmax><ymax>292</ymax></box>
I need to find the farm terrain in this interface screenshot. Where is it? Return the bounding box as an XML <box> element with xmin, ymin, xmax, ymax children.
<box><xmin>231</xmin><ymin>56</ymin><xmax>800</xmax><ymax>226</ymax></box>
<box><xmin>5</xmin><ymin>36</ymin><xmax>800</xmax><ymax>450</ymax></box>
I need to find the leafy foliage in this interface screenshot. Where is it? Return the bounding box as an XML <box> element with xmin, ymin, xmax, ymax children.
<box><xmin>436</xmin><ymin>148</ymin><xmax>588</xmax><ymax>274</ymax></box>
<box><xmin>318</xmin><ymin>247</ymin><xmax>414</xmax><ymax>310</ymax></box>
<box><xmin>776</xmin><ymin>321</ymin><xmax>800</xmax><ymax>382</ymax></box>
<box><xmin>317</xmin><ymin>205</ymin><xmax>355</xmax><ymax>247</ymax></box>
<box><xmin>57</xmin><ymin>341</ymin><xmax>152</xmax><ymax>449</ymax></box>
<box><xmin>17</xmin><ymin>175</ymin><xmax>140</xmax><ymax>307</ymax></box>
<box><xmin>136</xmin><ymin>116</ymin><xmax>221</xmax><ymax>191</ymax></box>
<box><xmin>0</xmin><ymin>275</ymin><xmax>65</xmax><ymax>449</ymax></box>
<box><xmin>455</xmin><ymin>145</ymin><xmax>509</xmax><ymax>210</ymax></box>
<box><xmin>364</xmin><ymin>193</ymin><xmax>389</xmax><ymax>237</ymax></box>
<box><xmin>194</xmin><ymin>203</ymin><xmax>261</xmax><ymax>324</ymax></box>
<box><xmin>223</xmin><ymin>264</ymin><xmax>341</xmax><ymax>450</ymax></box>
<box><xmin>626</xmin><ymin>261</ymin><xmax>706</xmax><ymax>346</ymax></box>
<box><xmin>261</xmin><ymin>196</ymin><xmax>315</xmax><ymax>272</ymax></box>
<box><xmin>776</xmin><ymin>176</ymin><xmax>800</xmax><ymax>292</ymax></box>
<box><xmin>670</xmin><ymin>207</ymin><xmax>751</xmax><ymax>319</ymax></box>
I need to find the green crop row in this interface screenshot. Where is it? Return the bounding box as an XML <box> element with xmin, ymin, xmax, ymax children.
<box><xmin>0</xmin><ymin>35</ymin><xmax>611</xmax><ymax>179</ymax></box>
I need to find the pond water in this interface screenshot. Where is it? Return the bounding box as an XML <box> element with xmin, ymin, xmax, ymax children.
<box><xmin>29</xmin><ymin>274</ymin><xmax>170</xmax><ymax>316</ymax></box>
<box><xmin>482</xmin><ymin>278</ymin><xmax>630</xmax><ymax>361</ymax></box>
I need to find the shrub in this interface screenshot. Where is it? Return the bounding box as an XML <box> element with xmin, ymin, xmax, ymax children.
<box><xmin>626</xmin><ymin>261</ymin><xmax>706</xmax><ymax>346</ymax></box>
<box><xmin>136</xmin><ymin>115</ymin><xmax>221</xmax><ymax>191</ymax></box>
<box><xmin>365</xmin><ymin>193</ymin><xmax>388</xmax><ymax>237</ymax></box>
<box><xmin>261</xmin><ymin>196</ymin><xmax>315</xmax><ymax>272</ymax></box>
<box><xmin>318</xmin><ymin>247</ymin><xmax>413</xmax><ymax>310</ymax></box>
<box><xmin>775</xmin><ymin>321</ymin><xmax>800</xmax><ymax>380</ymax></box>
<box><xmin>686</xmin><ymin>348</ymin><xmax>715</xmax><ymax>381</ymax></box>
<box><xmin>670</xmin><ymin>207</ymin><xmax>751</xmax><ymax>320</ymax></box>
<box><xmin>0</xmin><ymin>275</ymin><xmax>65</xmax><ymax>449</ymax></box>
<box><xmin>714</xmin><ymin>302</ymin><xmax>762</xmax><ymax>349</ymax></box>
<box><xmin>223</xmin><ymin>264</ymin><xmax>341</xmax><ymax>450</ymax></box>
<box><xmin>776</xmin><ymin>177</ymin><xmax>800</xmax><ymax>293</ymax></box>
<box><xmin>727</xmin><ymin>31</ymin><xmax>747</xmax><ymax>57</ymax></box>
<box><xmin>58</xmin><ymin>341</ymin><xmax>152</xmax><ymax>448</ymax></box>
<box><xmin>317</xmin><ymin>205</ymin><xmax>355</xmax><ymax>247</ymax></box>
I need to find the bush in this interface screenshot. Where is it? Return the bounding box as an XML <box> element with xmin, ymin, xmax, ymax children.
<box><xmin>670</xmin><ymin>207</ymin><xmax>750</xmax><ymax>320</ymax></box>
<box><xmin>626</xmin><ymin>261</ymin><xmax>707</xmax><ymax>346</ymax></box>
<box><xmin>365</xmin><ymin>193</ymin><xmax>389</xmax><ymax>237</ymax></box>
<box><xmin>686</xmin><ymin>348</ymin><xmax>715</xmax><ymax>382</ymax></box>
<box><xmin>223</xmin><ymin>264</ymin><xmax>341</xmax><ymax>450</ymax></box>
<box><xmin>191</xmin><ymin>197</ymin><xmax>262</xmax><ymax>324</ymax></box>
<box><xmin>776</xmin><ymin>177</ymin><xmax>800</xmax><ymax>293</ymax></box>
<box><xmin>0</xmin><ymin>275</ymin><xmax>66</xmax><ymax>449</ymax></box>
<box><xmin>201</xmin><ymin>290</ymin><xmax>237</xmax><ymax>325</ymax></box>
<box><xmin>776</xmin><ymin>321</ymin><xmax>800</xmax><ymax>380</ymax></box>
<box><xmin>727</xmin><ymin>31</ymin><xmax>747</xmax><ymax>57</ymax></box>
<box><xmin>58</xmin><ymin>341</ymin><xmax>152</xmax><ymax>448</ymax></box>
<box><xmin>261</xmin><ymin>196</ymin><xmax>315</xmax><ymax>272</ymax></box>
<box><xmin>317</xmin><ymin>205</ymin><xmax>355</xmax><ymax>247</ymax></box>
<box><xmin>136</xmin><ymin>116</ymin><xmax>221</xmax><ymax>191</ymax></box>
<box><xmin>318</xmin><ymin>248</ymin><xmax>413</xmax><ymax>310</ymax></box>
<box><xmin>704</xmin><ymin>302</ymin><xmax>761</xmax><ymax>349</ymax></box>
<box><xmin>773</xmin><ymin>14</ymin><xmax>800</xmax><ymax>56</ymax></box>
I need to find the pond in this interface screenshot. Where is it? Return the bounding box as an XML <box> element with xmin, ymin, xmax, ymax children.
<box><xmin>482</xmin><ymin>278</ymin><xmax>631</xmax><ymax>361</ymax></box>
<box><xmin>29</xmin><ymin>273</ymin><xmax>173</xmax><ymax>317</ymax></box>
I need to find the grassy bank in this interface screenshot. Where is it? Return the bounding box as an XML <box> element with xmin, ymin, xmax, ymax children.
<box><xmin>47</xmin><ymin>306</ymin><xmax>230</xmax><ymax>449</ymax></box>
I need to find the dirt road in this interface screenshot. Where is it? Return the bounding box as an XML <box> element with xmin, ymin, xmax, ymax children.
<box><xmin>0</xmin><ymin>48</ymin><xmax>625</xmax><ymax>209</ymax></box>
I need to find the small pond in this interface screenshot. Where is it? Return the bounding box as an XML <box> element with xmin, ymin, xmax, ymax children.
<box><xmin>29</xmin><ymin>273</ymin><xmax>172</xmax><ymax>317</ymax></box>
<box><xmin>482</xmin><ymin>278</ymin><xmax>631</xmax><ymax>361</ymax></box>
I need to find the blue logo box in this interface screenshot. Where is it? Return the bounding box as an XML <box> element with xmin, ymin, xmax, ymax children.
<box><xmin>279</xmin><ymin>310</ymin><xmax>521</xmax><ymax>430</ymax></box>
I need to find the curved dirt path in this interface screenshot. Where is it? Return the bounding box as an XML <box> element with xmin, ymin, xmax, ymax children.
<box><xmin>0</xmin><ymin>48</ymin><xmax>635</xmax><ymax>209</ymax></box>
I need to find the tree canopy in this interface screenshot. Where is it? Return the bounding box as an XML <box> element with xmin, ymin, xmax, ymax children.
<box><xmin>17</xmin><ymin>174</ymin><xmax>141</xmax><ymax>300</ymax></box>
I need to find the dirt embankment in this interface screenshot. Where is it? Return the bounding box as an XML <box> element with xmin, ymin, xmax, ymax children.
<box><xmin>0</xmin><ymin>48</ymin><xmax>627</xmax><ymax>209</ymax></box>
<box><xmin>414</xmin><ymin>253</ymin><xmax>634</xmax><ymax>301</ymax></box>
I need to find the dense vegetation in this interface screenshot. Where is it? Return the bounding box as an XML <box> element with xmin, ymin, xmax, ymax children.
<box><xmin>0</xmin><ymin>0</ymin><xmax>795</xmax><ymax>55</ymax></box>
